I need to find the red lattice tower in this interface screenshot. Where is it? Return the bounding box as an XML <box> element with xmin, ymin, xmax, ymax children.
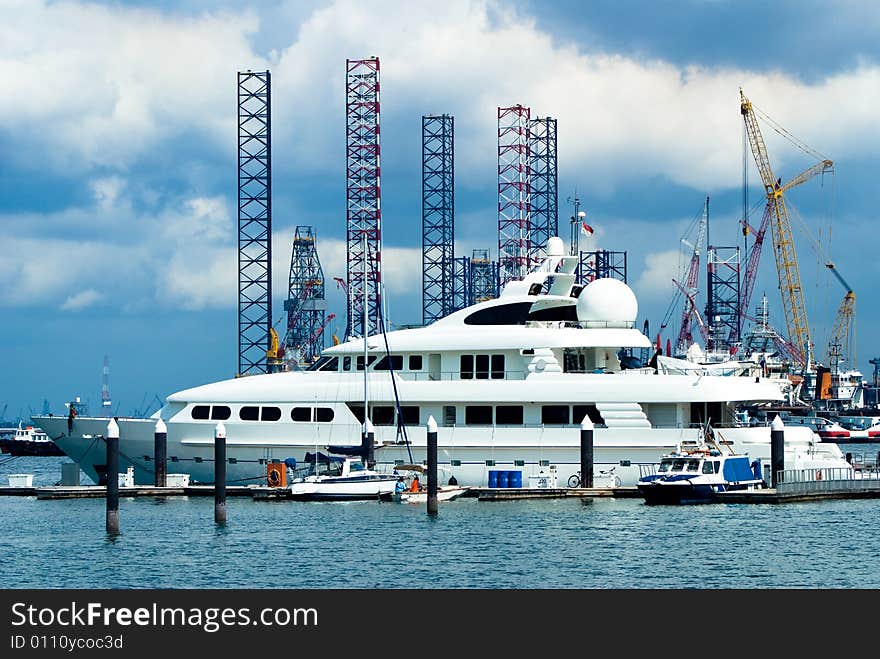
<box><xmin>345</xmin><ymin>57</ymin><xmax>382</xmax><ymax>339</ymax></box>
<box><xmin>498</xmin><ymin>105</ymin><xmax>531</xmax><ymax>287</ymax></box>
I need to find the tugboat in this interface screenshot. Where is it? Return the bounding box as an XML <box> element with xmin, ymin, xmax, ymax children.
<box><xmin>637</xmin><ymin>441</ymin><xmax>765</xmax><ymax>505</ymax></box>
<box><xmin>0</xmin><ymin>423</ymin><xmax>64</xmax><ymax>456</ymax></box>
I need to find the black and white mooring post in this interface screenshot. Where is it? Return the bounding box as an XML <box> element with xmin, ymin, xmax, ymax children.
<box><xmin>427</xmin><ymin>415</ymin><xmax>438</xmax><ymax>515</ymax></box>
<box><xmin>154</xmin><ymin>418</ymin><xmax>167</xmax><ymax>488</ymax></box>
<box><xmin>105</xmin><ymin>418</ymin><xmax>120</xmax><ymax>535</ymax></box>
<box><xmin>214</xmin><ymin>421</ymin><xmax>227</xmax><ymax>525</ymax></box>
<box><xmin>363</xmin><ymin>418</ymin><xmax>375</xmax><ymax>467</ymax></box>
<box><xmin>770</xmin><ymin>414</ymin><xmax>785</xmax><ymax>489</ymax></box>
<box><xmin>580</xmin><ymin>415</ymin><xmax>594</xmax><ymax>488</ymax></box>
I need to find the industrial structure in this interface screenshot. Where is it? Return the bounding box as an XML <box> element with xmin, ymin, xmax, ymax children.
<box><xmin>497</xmin><ymin>105</ymin><xmax>531</xmax><ymax>287</ymax></box>
<box><xmin>284</xmin><ymin>226</ymin><xmax>329</xmax><ymax>366</ymax></box>
<box><xmin>237</xmin><ymin>70</ymin><xmax>272</xmax><ymax>375</ymax></box>
<box><xmin>578</xmin><ymin>250</ymin><xmax>627</xmax><ymax>285</ymax></box>
<box><xmin>101</xmin><ymin>354</ymin><xmax>111</xmax><ymax>416</ymax></box>
<box><xmin>421</xmin><ymin>114</ymin><xmax>455</xmax><ymax>325</ymax></box>
<box><xmin>528</xmin><ymin>116</ymin><xmax>558</xmax><ymax>266</ymax></box>
<box><xmin>345</xmin><ymin>57</ymin><xmax>382</xmax><ymax>339</ymax></box>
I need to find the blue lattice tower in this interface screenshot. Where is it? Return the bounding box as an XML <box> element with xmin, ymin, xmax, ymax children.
<box><xmin>346</xmin><ymin>57</ymin><xmax>382</xmax><ymax>339</ymax></box>
<box><xmin>471</xmin><ymin>249</ymin><xmax>499</xmax><ymax>304</ymax></box>
<box><xmin>422</xmin><ymin>114</ymin><xmax>455</xmax><ymax>324</ymax></box>
<box><xmin>238</xmin><ymin>70</ymin><xmax>272</xmax><ymax>375</ymax></box>
<box><xmin>528</xmin><ymin>116</ymin><xmax>557</xmax><ymax>262</ymax></box>
<box><xmin>498</xmin><ymin>105</ymin><xmax>531</xmax><ymax>286</ymax></box>
<box><xmin>285</xmin><ymin>226</ymin><xmax>327</xmax><ymax>365</ymax></box>
<box><xmin>578</xmin><ymin>250</ymin><xmax>627</xmax><ymax>283</ymax></box>
<box><xmin>706</xmin><ymin>245</ymin><xmax>741</xmax><ymax>353</ymax></box>
<box><xmin>450</xmin><ymin>255</ymin><xmax>471</xmax><ymax>314</ymax></box>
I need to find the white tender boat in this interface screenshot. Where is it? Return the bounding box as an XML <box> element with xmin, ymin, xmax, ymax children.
<box><xmin>35</xmin><ymin>237</ymin><xmax>852</xmax><ymax>489</ymax></box>
<box><xmin>288</xmin><ymin>455</ymin><xmax>398</xmax><ymax>501</ymax></box>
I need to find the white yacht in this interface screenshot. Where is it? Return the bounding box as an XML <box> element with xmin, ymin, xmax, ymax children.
<box><xmin>34</xmin><ymin>237</ymin><xmax>849</xmax><ymax>487</ymax></box>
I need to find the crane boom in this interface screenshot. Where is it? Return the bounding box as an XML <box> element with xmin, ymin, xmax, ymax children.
<box><xmin>825</xmin><ymin>262</ymin><xmax>856</xmax><ymax>368</ymax></box>
<box><xmin>740</xmin><ymin>90</ymin><xmax>830</xmax><ymax>366</ymax></box>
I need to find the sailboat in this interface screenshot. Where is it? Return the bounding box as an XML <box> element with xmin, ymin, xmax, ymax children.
<box><xmin>287</xmin><ymin>234</ymin><xmax>398</xmax><ymax>501</ymax></box>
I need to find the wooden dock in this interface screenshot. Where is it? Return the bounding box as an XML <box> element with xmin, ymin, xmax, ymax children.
<box><xmin>0</xmin><ymin>485</ymin><xmax>256</xmax><ymax>499</ymax></box>
<box><xmin>473</xmin><ymin>487</ymin><xmax>640</xmax><ymax>501</ymax></box>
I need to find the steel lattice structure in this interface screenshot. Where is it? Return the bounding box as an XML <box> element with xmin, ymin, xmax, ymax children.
<box><xmin>345</xmin><ymin>57</ymin><xmax>382</xmax><ymax>339</ymax></box>
<box><xmin>422</xmin><ymin>114</ymin><xmax>455</xmax><ymax>324</ymax></box>
<box><xmin>578</xmin><ymin>250</ymin><xmax>627</xmax><ymax>283</ymax></box>
<box><xmin>285</xmin><ymin>226</ymin><xmax>327</xmax><ymax>365</ymax></box>
<box><xmin>471</xmin><ymin>249</ymin><xmax>499</xmax><ymax>303</ymax></box>
<box><xmin>498</xmin><ymin>105</ymin><xmax>531</xmax><ymax>287</ymax></box>
<box><xmin>451</xmin><ymin>255</ymin><xmax>471</xmax><ymax>314</ymax></box>
<box><xmin>238</xmin><ymin>70</ymin><xmax>272</xmax><ymax>376</ymax></box>
<box><xmin>706</xmin><ymin>246</ymin><xmax>740</xmax><ymax>353</ymax></box>
<box><xmin>528</xmin><ymin>116</ymin><xmax>557</xmax><ymax>262</ymax></box>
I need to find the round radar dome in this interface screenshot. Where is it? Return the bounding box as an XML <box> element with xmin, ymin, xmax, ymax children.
<box><xmin>576</xmin><ymin>278</ymin><xmax>638</xmax><ymax>325</ymax></box>
<box><xmin>546</xmin><ymin>237</ymin><xmax>565</xmax><ymax>258</ymax></box>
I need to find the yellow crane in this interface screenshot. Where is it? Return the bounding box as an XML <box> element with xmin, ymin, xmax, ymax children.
<box><xmin>824</xmin><ymin>262</ymin><xmax>856</xmax><ymax>370</ymax></box>
<box><xmin>740</xmin><ymin>89</ymin><xmax>833</xmax><ymax>366</ymax></box>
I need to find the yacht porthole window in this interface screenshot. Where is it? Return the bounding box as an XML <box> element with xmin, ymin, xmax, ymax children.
<box><xmin>191</xmin><ymin>405</ymin><xmax>210</xmax><ymax>420</ymax></box>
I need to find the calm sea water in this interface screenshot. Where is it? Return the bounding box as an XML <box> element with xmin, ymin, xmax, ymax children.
<box><xmin>2</xmin><ymin>450</ymin><xmax>880</xmax><ymax>589</ymax></box>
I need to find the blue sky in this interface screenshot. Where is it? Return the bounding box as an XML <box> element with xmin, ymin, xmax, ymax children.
<box><xmin>1</xmin><ymin>0</ymin><xmax>879</xmax><ymax>420</ymax></box>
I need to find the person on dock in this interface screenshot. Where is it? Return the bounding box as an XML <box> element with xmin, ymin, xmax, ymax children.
<box><xmin>395</xmin><ymin>477</ymin><xmax>407</xmax><ymax>494</ymax></box>
<box><xmin>67</xmin><ymin>406</ymin><xmax>76</xmax><ymax>435</ymax></box>
<box><xmin>409</xmin><ymin>475</ymin><xmax>421</xmax><ymax>492</ymax></box>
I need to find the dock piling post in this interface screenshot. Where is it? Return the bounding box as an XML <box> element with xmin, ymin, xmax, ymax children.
<box><xmin>580</xmin><ymin>415</ymin><xmax>594</xmax><ymax>488</ymax></box>
<box><xmin>154</xmin><ymin>418</ymin><xmax>167</xmax><ymax>488</ymax></box>
<box><xmin>427</xmin><ymin>416</ymin><xmax>438</xmax><ymax>515</ymax></box>
<box><xmin>770</xmin><ymin>415</ymin><xmax>785</xmax><ymax>489</ymax></box>
<box><xmin>105</xmin><ymin>418</ymin><xmax>120</xmax><ymax>535</ymax></box>
<box><xmin>214</xmin><ymin>422</ymin><xmax>227</xmax><ymax>525</ymax></box>
<box><xmin>363</xmin><ymin>418</ymin><xmax>375</xmax><ymax>467</ymax></box>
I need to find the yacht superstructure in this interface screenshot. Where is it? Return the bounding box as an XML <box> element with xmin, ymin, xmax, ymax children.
<box><xmin>35</xmin><ymin>238</ymin><xmax>847</xmax><ymax>487</ymax></box>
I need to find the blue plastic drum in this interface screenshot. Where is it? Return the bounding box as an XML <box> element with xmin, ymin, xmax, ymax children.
<box><xmin>508</xmin><ymin>470</ymin><xmax>522</xmax><ymax>488</ymax></box>
<box><xmin>487</xmin><ymin>470</ymin><xmax>499</xmax><ymax>488</ymax></box>
<box><xmin>497</xmin><ymin>471</ymin><xmax>509</xmax><ymax>488</ymax></box>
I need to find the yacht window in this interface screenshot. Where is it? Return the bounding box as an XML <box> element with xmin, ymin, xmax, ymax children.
<box><xmin>527</xmin><ymin>305</ymin><xmax>579</xmax><ymax>322</ymax></box>
<box><xmin>319</xmin><ymin>357</ymin><xmax>339</xmax><ymax>371</ymax></box>
<box><xmin>239</xmin><ymin>406</ymin><xmax>259</xmax><ymax>421</ymax></box>
<box><xmin>496</xmin><ymin>406</ymin><xmax>523</xmax><ymax>425</ymax></box>
<box><xmin>463</xmin><ymin>302</ymin><xmax>532</xmax><ymax>325</ymax></box>
<box><xmin>400</xmin><ymin>406</ymin><xmax>420</xmax><ymax>426</ymax></box>
<box><xmin>475</xmin><ymin>355</ymin><xmax>490</xmax><ymax>380</ymax></box>
<box><xmin>528</xmin><ymin>282</ymin><xmax>543</xmax><ymax>295</ymax></box>
<box><xmin>343</xmin><ymin>356</ymin><xmax>352</xmax><ymax>371</ymax></box>
<box><xmin>374</xmin><ymin>355</ymin><xmax>403</xmax><ymax>371</ymax></box>
<box><xmin>713</xmin><ymin>461</ymin><xmax>721</xmax><ymax>473</ymax></box>
<box><xmin>291</xmin><ymin>407</ymin><xmax>311</xmax><ymax>422</ymax></box>
<box><xmin>686</xmin><ymin>459</ymin><xmax>700</xmax><ymax>472</ymax></box>
<box><xmin>460</xmin><ymin>355</ymin><xmax>474</xmax><ymax>380</ymax></box>
<box><xmin>702</xmin><ymin>461</ymin><xmax>715</xmax><ymax>474</ymax></box>
<box><xmin>308</xmin><ymin>356</ymin><xmax>331</xmax><ymax>371</ymax></box>
<box><xmin>672</xmin><ymin>459</ymin><xmax>687</xmax><ymax>471</ymax></box>
<box><xmin>356</xmin><ymin>355</ymin><xmax>377</xmax><ymax>371</ymax></box>
<box><xmin>349</xmin><ymin>461</ymin><xmax>365</xmax><ymax>472</ymax></box>
<box><xmin>346</xmin><ymin>404</ymin><xmax>365</xmax><ymax>424</ymax></box>
<box><xmin>465</xmin><ymin>406</ymin><xmax>493</xmax><ymax>425</ymax></box>
<box><xmin>542</xmin><ymin>405</ymin><xmax>570</xmax><ymax>425</ymax></box>
<box><xmin>491</xmin><ymin>355</ymin><xmax>505</xmax><ymax>379</ymax></box>
<box><xmin>409</xmin><ymin>355</ymin><xmax>423</xmax><ymax>370</ymax></box>
<box><xmin>658</xmin><ymin>459</ymin><xmax>673</xmax><ymax>473</ymax></box>
<box><xmin>261</xmin><ymin>407</ymin><xmax>282</xmax><ymax>422</ymax></box>
<box><xmin>570</xmin><ymin>284</ymin><xmax>584</xmax><ymax>298</ymax></box>
<box><xmin>191</xmin><ymin>405</ymin><xmax>210</xmax><ymax>420</ymax></box>
<box><xmin>573</xmin><ymin>405</ymin><xmax>603</xmax><ymax>426</ymax></box>
<box><xmin>443</xmin><ymin>406</ymin><xmax>456</xmax><ymax>426</ymax></box>
<box><xmin>372</xmin><ymin>406</ymin><xmax>395</xmax><ymax>426</ymax></box>
<box><xmin>315</xmin><ymin>408</ymin><xmax>335</xmax><ymax>423</ymax></box>
<box><xmin>210</xmin><ymin>406</ymin><xmax>231</xmax><ymax>421</ymax></box>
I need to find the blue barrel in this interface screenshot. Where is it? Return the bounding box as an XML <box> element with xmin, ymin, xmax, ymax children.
<box><xmin>508</xmin><ymin>470</ymin><xmax>522</xmax><ymax>488</ymax></box>
<box><xmin>497</xmin><ymin>470</ymin><xmax>509</xmax><ymax>488</ymax></box>
<box><xmin>487</xmin><ymin>470</ymin><xmax>499</xmax><ymax>488</ymax></box>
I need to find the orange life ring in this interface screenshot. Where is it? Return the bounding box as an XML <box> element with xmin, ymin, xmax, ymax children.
<box><xmin>816</xmin><ymin>470</ymin><xmax>822</xmax><ymax>481</ymax></box>
<box><xmin>268</xmin><ymin>468</ymin><xmax>280</xmax><ymax>486</ymax></box>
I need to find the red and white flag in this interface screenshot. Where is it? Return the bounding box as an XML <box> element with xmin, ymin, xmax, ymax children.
<box><xmin>581</xmin><ymin>221</ymin><xmax>594</xmax><ymax>237</ymax></box>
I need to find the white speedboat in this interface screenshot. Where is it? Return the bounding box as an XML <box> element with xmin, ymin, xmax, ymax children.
<box><xmin>34</xmin><ymin>237</ymin><xmax>851</xmax><ymax>488</ymax></box>
<box><xmin>288</xmin><ymin>455</ymin><xmax>398</xmax><ymax>501</ymax></box>
<box><xmin>393</xmin><ymin>486</ymin><xmax>469</xmax><ymax>504</ymax></box>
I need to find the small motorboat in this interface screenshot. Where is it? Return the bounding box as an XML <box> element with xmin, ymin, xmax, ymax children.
<box><xmin>288</xmin><ymin>453</ymin><xmax>398</xmax><ymax>501</ymax></box>
<box><xmin>637</xmin><ymin>445</ymin><xmax>765</xmax><ymax>505</ymax></box>
<box><xmin>388</xmin><ymin>464</ymin><xmax>469</xmax><ymax>503</ymax></box>
<box><xmin>393</xmin><ymin>485</ymin><xmax>469</xmax><ymax>504</ymax></box>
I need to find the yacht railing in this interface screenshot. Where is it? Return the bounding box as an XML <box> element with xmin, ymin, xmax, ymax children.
<box><xmin>775</xmin><ymin>467</ymin><xmax>880</xmax><ymax>494</ymax></box>
<box><xmin>403</xmin><ymin>370</ymin><xmax>528</xmax><ymax>382</ymax></box>
<box><xmin>527</xmin><ymin>320</ymin><xmax>637</xmax><ymax>329</ymax></box>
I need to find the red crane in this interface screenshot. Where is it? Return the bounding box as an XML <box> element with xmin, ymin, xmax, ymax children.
<box><xmin>673</xmin><ymin>198</ymin><xmax>708</xmax><ymax>356</ymax></box>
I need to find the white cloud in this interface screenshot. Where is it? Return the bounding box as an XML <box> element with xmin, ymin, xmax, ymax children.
<box><xmin>60</xmin><ymin>288</ymin><xmax>103</xmax><ymax>311</ymax></box>
<box><xmin>635</xmin><ymin>249</ymin><xmax>681</xmax><ymax>301</ymax></box>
